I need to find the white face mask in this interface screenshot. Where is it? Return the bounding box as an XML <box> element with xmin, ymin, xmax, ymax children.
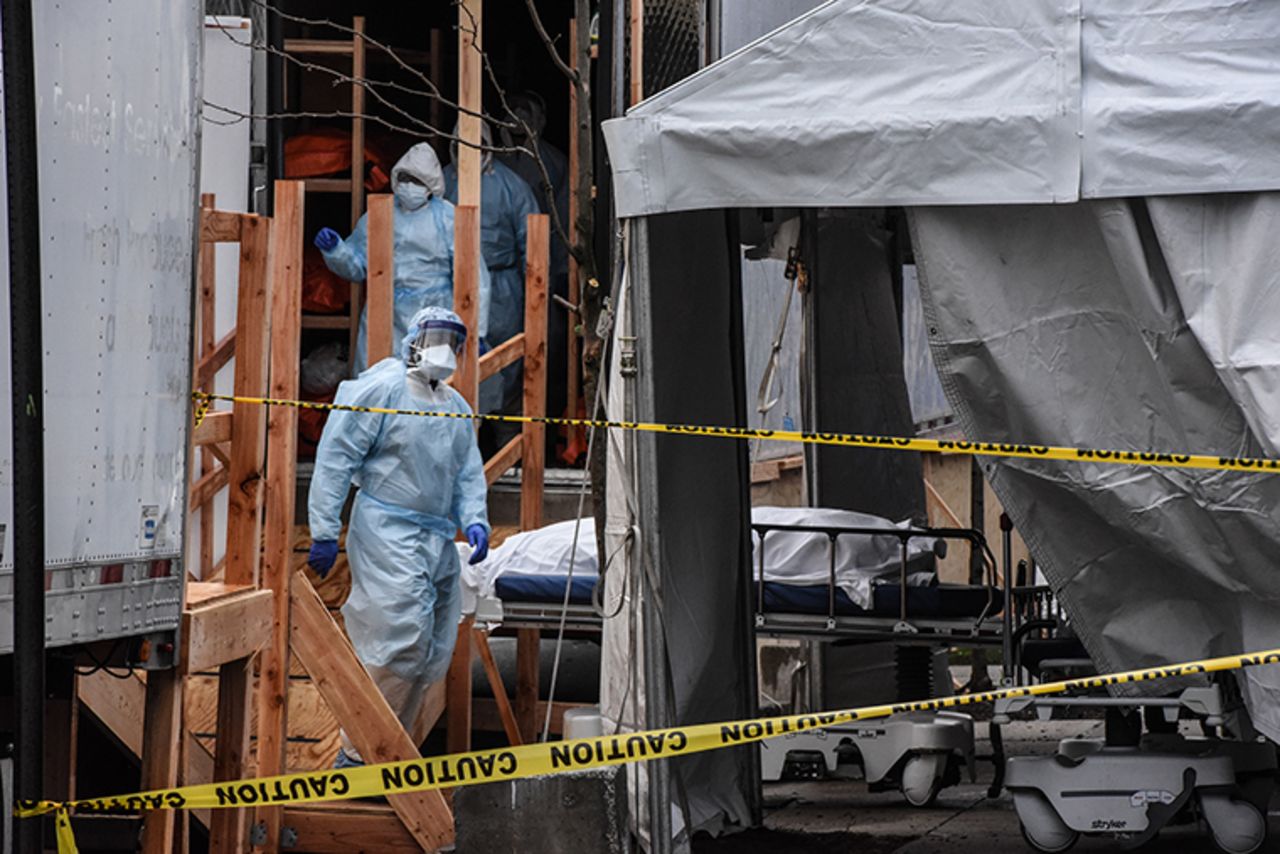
<box><xmin>395</xmin><ymin>181</ymin><xmax>430</xmax><ymax>210</ymax></box>
<box><xmin>414</xmin><ymin>344</ymin><xmax>456</xmax><ymax>383</ymax></box>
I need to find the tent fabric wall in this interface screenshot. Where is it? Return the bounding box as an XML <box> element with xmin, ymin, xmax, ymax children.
<box><xmin>909</xmin><ymin>195</ymin><xmax>1280</xmax><ymax>739</ymax></box>
<box><xmin>603</xmin><ymin>0</ymin><xmax>1280</xmax><ymax>218</ymax></box>
<box><xmin>602</xmin><ymin>211</ymin><xmax>758</xmax><ymax>842</ymax></box>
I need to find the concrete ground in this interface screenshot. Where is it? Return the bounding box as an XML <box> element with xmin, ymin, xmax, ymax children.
<box><xmin>693</xmin><ymin>718</ymin><xmax>1280</xmax><ymax>853</ymax></box>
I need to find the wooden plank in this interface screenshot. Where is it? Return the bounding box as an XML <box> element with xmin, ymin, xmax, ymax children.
<box><xmin>473</xmin><ymin>699</ymin><xmax>583</xmax><ymax>738</ymax></box>
<box><xmin>472</xmin><ymin>629</ymin><xmax>522</xmax><ymax>746</ymax></box>
<box><xmin>283</xmin><ymin>38</ymin><xmax>355</xmax><ymax>56</ymax></box>
<box><xmin>365</xmin><ymin>194</ymin><xmax>395</xmax><ymax>364</ymax></box>
<box><xmin>185</xmin><ymin>581</ymin><xmax>256</xmax><ymax>609</ymax></box>
<box><xmin>446</xmin><ymin>616</ymin><xmax>475</xmax><ymax>755</ymax></box>
<box><xmin>288</xmin><ymin>572</ymin><xmax>454</xmax><ymax>850</ymax></box>
<box><xmin>199</xmin><ymin>194</ymin><xmax>218</xmax><ymax>579</ymax></box>
<box><xmin>303</xmin><ymin>178</ymin><xmax>353</xmax><ymax>194</ymax></box>
<box><xmin>209</xmin><ymin>657</ymin><xmax>254</xmax><ymax>854</ymax></box>
<box><xmin>258</xmin><ymin>180</ymin><xmax>305</xmax><ymax>851</ymax></box>
<box><xmin>190</xmin><ymin>464</ymin><xmax>229</xmax><ymax>512</ymax></box>
<box><xmin>283</xmin><ymin>803</ymin><xmax>418</xmax><ymax>854</ymax></box>
<box><xmin>226</xmin><ymin>214</ymin><xmax>274</xmax><ymax>586</ymax></box>
<box><xmin>483</xmin><ymin>434</ymin><xmax>522</xmax><ymax>486</ymax></box>
<box><xmin>630</xmin><ymin>0</ymin><xmax>644</xmax><ymax>106</ymax></box>
<box><xmin>139</xmin><ymin>668</ymin><xmax>184</xmax><ymax>854</ymax></box>
<box><xmin>193</xmin><ymin>410</ymin><xmax>233</xmax><ymax>446</ymax></box>
<box><xmin>301</xmin><ymin>314</ymin><xmax>351</xmax><ymax>330</ymax></box>
<box><xmin>183</xmin><ymin>588</ymin><xmax>272</xmax><ymax>674</ymax></box>
<box><xmin>515</xmin><ymin>629</ymin><xmax>541</xmax><ymax>743</ymax></box>
<box><xmin>456</xmin><ymin>1</ymin><xmax>482</xmax><ymax>209</ymax></box>
<box><xmin>477</xmin><ymin>331</ymin><xmax>524</xmax><ymax>381</ymax></box>
<box><xmin>452</xmin><ymin>204</ymin><xmax>482</xmax><ymax>408</ymax></box>
<box><xmin>350</xmin><ymin>17</ymin><xmax>367</xmax><ymax>231</ymax></box>
<box><xmin>195</xmin><ymin>329</ymin><xmax>237</xmax><ymax>389</ymax></box>
<box><xmin>202</xmin><ymin>209</ymin><xmax>244</xmax><ymax>243</ymax></box>
<box><xmin>520</xmin><ymin>214</ymin><xmax>549</xmax><ymax>532</ymax></box>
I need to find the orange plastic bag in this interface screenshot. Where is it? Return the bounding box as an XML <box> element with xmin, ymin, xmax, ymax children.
<box><xmin>302</xmin><ymin>246</ymin><xmax>349</xmax><ymax>314</ymax></box>
<box><xmin>285</xmin><ymin>127</ymin><xmax>392</xmax><ymax>192</ymax></box>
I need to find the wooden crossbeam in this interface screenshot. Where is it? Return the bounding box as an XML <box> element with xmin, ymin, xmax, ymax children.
<box><xmin>190</xmin><ymin>464</ymin><xmax>228</xmax><ymax>511</ymax></box>
<box><xmin>483</xmin><ymin>434</ymin><xmax>523</xmax><ymax>486</ymax></box>
<box><xmin>195</xmin><ymin>329</ymin><xmax>236</xmax><ymax>389</ymax></box>
<box><xmin>472</xmin><ymin>628</ymin><xmax>521</xmax><ymax>746</ymax></box>
<box><xmin>477</xmin><ymin>332</ymin><xmax>524</xmax><ymax>382</ymax></box>
<box><xmin>201</xmin><ymin>209</ymin><xmax>244</xmax><ymax>244</ymax></box>
<box><xmin>289</xmin><ymin>572</ymin><xmax>454</xmax><ymax>851</ymax></box>
<box><xmin>192</xmin><ymin>411</ymin><xmax>232</xmax><ymax>447</ymax></box>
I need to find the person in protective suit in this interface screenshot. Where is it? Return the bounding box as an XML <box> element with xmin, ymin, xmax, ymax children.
<box><xmin>306</xmin><ymin>306</ymin><xmax>491</xmax><ymax>767</ymax></box>
<box><xmin>443</xmin><ymin>119</ymin><xmax>541</xmax><ymax>417</ymax></box>
<box><xmin>314</xmin><ymin>143</ymin><xmax>492</xmax><ymax>373</ymax></box>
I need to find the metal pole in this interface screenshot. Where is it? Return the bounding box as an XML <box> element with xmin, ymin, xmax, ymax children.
<box><xmin>2</xmin><ymin>0</ymin><xmax>46</xmax><ymax>850</ymax></box>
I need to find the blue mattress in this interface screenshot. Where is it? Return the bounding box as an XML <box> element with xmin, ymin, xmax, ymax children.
<box><xmin>494</xmin><ymin>573</ymin><xmax>596</xmax><ymax>604</ymax></box>
<box><xmin>493</xmin><ymin>572</ymin><xmax>991</xmax><ymax>620</ymax></box>
<box><xmin>759</xmin><ymin>582</ymin><xmax>992</xmax><ymax>619</ymax></box>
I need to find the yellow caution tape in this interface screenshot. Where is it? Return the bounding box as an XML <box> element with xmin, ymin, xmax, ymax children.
<box><xmin>17</xmin><ymin>647</ymin><xmax>1280</xmax><ymax>830</ymax></box>
<box><xmin>192</xmin><ymin>391</ymin><xmax>1280</xmax><ymax>474</ymax></box>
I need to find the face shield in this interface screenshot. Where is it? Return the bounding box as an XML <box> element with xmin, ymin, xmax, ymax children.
<box><xmin>407</xmin><ymin>317</ymin><xmax>467</xmax><ymax>382</ymax></box>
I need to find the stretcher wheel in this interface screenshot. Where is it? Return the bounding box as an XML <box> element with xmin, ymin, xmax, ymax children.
<box><xmin>1015</xmin><ymin>791</ymin><xmax>1078</xmax><ymax>853</ymax></box>
<box><xmin>900</xmin><ymin>753</ymin><xmax>944</xmax><ymax>808</ymax></box>
<box><xmin>1200</xmin><ymin>793</ymin><xmax>1266</xmax><ymax>854</ymax></box>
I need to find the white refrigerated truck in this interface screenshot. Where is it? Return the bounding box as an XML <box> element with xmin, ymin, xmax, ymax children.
<box><xmin>0</xmin><ymin>1</ymin><xmax>202</xmax><ymax>657</ymax></box>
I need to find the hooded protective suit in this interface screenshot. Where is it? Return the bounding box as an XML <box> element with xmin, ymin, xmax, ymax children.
<box><xmin>319</xmin><ymin>143</ymin><xmax>491</xmax><ymax>372</ymax></box>
<box><xmin>308</xmin><ymin>306</ymin><xmax>490</xmax><ymax>763</ymax></box>
<box><xmin>444</xmin><ymin>121</ymin><xmax>542</xmax><ymax>414</ymax></box>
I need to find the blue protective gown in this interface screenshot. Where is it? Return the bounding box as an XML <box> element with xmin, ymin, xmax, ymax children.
<box><xmin>443</xmin><ymin>159</ymin><xmax>541</xmax><ymax>413</ymax></box>
<box><xmin>308</xmin><ymin>357</ymin><xmax>490</xmax><ymax>756</ymax></box>
<box><xmin>321</xmin><ymin>144</ymin><xmax>491</xmax><ymax>373</ymax></box>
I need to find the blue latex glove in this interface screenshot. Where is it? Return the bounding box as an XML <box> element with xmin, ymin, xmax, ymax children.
<box><xmin>466</xmin><ymin>524</ymin><xmax>489</xmax><ymax>565</ymax></box>
<box><xmin>478</xmin><ymin>338</ymin><xmax>491</xmax><ymax>356</ymax></box>
<box><xmin>308</xmin><ymin>540</ymin><xmax>339</xmax><ymax>578</ymax></box>
<box><xmin>314</xmin><ymin>227</ymin><xmax>341</xmax><ymax>252</ymax></box>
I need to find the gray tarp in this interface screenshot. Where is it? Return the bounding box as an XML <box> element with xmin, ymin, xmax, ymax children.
<box><xmin>910</xmin><ymin>194</ymin><xmax>1280</xmax><ymax>738</ymax></box>
<box><xmin>603</xmin><ymin>0</ymin><xmax>1280</xmax><ymax>217</ymax></box>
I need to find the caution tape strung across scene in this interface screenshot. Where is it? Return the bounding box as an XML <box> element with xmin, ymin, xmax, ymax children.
<box><xmin>18</xmin><ymin>647</ymin><xmax>1280</xmax><ymax>827</ymax></box>
<box><xmin>192</xmin><ymin>392</ymin><xmax>1280</xmax><ymax>475</ymax></box>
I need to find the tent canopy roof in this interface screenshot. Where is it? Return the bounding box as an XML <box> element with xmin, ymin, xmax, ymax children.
<box><xmin>602</xmin><ymin>0</ymin><xmax>1280</xmax><ymax>218</ymax></box>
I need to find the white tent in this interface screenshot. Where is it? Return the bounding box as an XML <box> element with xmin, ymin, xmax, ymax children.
<box><xmin>599</xmin><ymin>0</ymin><xmax>1280</xmax><ymax>848</ymax></box>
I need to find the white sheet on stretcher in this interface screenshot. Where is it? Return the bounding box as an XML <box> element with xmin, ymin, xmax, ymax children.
<box><xmin>459</xmin><ymin>507</ymin><xmax>941</xmax><ymax>614</ymax></box>
<box><xmin>751</xmin><ymin>506</ymin><xmax>942</xmax><ymax>610</ymax></box>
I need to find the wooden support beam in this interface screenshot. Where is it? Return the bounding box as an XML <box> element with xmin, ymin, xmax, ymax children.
<box><xmin>289</xmin><ymin>572</ymin><xmax>454</xmax><ymax>850</ymax></box>
<box><xmin>521</xmin><ymin>214</ymin><xmax>549</xmax><ymax>532</ymax></box>
<box><xmin>630</xmin><ymin>0</ymin><xmax>644</xmax><ymax>106</ymax></box>
<box><xmin>195</xmin><ymin>329</ymin><xmax>237</xmax><ymax>389</ymax></box>
<box><xmin>472</xmin><ymin>628</ymin><xmax>522</xmax><ymax>746</ymax></box>
<box><xmin>139</xmin><ymin>668</ymin><xmax>184</xmax><ymax>854</ymax></box>
<box><xmin>515</xmin><ymin>629</ymin><xmax>541</xmax><ymax>743</ymax></box>
<box><xmin>201</xmin><ymin>209</ymin><xmax>244</xmax><ymax>243</ymax></box>
<box><xmin>446</xmin><ymin>616</ymin><xmax>475</xmax><ymax>756</ymax></box>
<box><xmin>282</xmin><ymin>803</ymin><xmax>419</xmax><ymax>854</ymax></box>
<box><xmin>209</xmin><ymin>657</ymin><xmax>253</xmax><ymax>854</ymax></box>
<box><xmin>477</xmin><ymin>332</ymin><xmax>524</xmax><ymax>382</ymax></box>
<box><xmin>199</xmin><ymin>194</ymin><xmax>218</xmax><ymax>579</ymax></box>
<box><xmin>192</xmin><ymin>410</ymin><xmax>233</xmax><ymax>446</ymax></box>
<box><xmin>181</xmin><ymin>587</ymin><xmax>272</xmax><ymax>674</ymax></box>
<box><xmin>257</xmin><ymin>180</ymin><xmax>305</xmax><ymax>852</ymax></box>
<box><xmin>350</xmin><ymin>17</ymin><xmax>367</xmax><ymax>231</ymax></box>
<box><xmin>190</xmin><ymin>464</ymin><xmax>229</xmax><ymax>512</ymax></box>
<box><xmin>452</xmin><ymin>205</ymin><xmax>482</xmax><ymax>408</ymax></box>
<box><xmin>365</xmin><ymin>194</ymin><xmax>395</xmax><ymax>364</ymax></box>
<box><xmin>225</xmin><ymin>215</ymin><xmax>273</xmax><ymax>586</ymax></box>
<box><xmin>483</xmin><ymin>434</ymin><xmax>523</xmax><ymax>486</ymax></box>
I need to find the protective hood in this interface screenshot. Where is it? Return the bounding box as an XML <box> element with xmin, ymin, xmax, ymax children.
<box><xmin>390</xmin><ymin>142</ymin><xmax>445</xmax><ymax>200</ymax></box>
